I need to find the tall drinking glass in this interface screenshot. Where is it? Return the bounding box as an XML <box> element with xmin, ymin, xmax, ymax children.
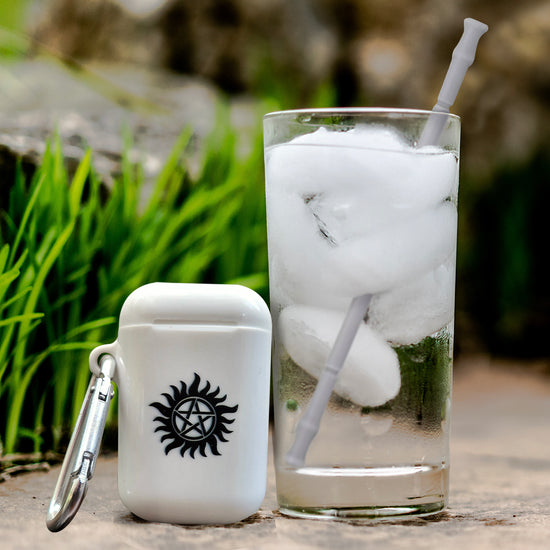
<box><xmin>264</xmin><ymin>108</ymin><xmax>460</xmax><ymax>519</ymax></box>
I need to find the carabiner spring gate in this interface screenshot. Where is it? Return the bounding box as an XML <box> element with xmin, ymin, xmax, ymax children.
<box><xmin>46</xmin><ymin>354</ymin><xmax>116</xmax><ymax>532</ymax></box>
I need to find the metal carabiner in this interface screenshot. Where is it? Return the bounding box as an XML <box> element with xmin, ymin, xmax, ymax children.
<box><xmin>46</xmin><ymin>354</ymin><xmax>116</xmax><ymax>532</ymax></box>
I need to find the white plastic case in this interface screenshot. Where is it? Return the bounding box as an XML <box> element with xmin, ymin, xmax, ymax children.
<box><xmin>89</xmin><ymin>283</ymin><xmax>272</xmax><ymax>524</ymax></box>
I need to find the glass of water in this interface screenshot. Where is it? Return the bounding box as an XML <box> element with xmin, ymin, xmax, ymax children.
<box><xmin>264</xmin><ymin>108</ymin><xmax>460</xmax><ymax>520</ymax></box>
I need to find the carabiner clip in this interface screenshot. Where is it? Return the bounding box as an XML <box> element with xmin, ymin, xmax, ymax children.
<box><xmin>46</xmin><ymin>354</ymin><xmax>116</xmax><ymax>532</ymax></box>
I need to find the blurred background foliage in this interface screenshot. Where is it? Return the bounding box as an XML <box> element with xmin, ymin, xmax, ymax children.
<box><xmin>0</xmin><ymin>0</ymin><xmax>549</xmax><ymax>454</ymax></box>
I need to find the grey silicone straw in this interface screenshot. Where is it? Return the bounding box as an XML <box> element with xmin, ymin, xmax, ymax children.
<box><xmin>418</xmin><ymin>18</ymin><xmax>489</xmax><ymax>147</ymax></box>
<box><xmin>285</xmin><ymin>293</ymin><xmax>372</xmax><ymax>468</ymax></box>
<box><xmin>285</xmin><ymin>18</ymin><xmax>488</xmax><ymax>469</ymax></box>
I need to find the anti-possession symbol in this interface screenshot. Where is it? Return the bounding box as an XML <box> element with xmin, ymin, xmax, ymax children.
<box><xmin>150</xmin><ymin>373</ymin><xmax>238</xmax><ymax>459</ymax></box>
<box><xmin>172</xmin><ymin>397</ymin><xmax>217</xmax><ymax>441</ymax></box>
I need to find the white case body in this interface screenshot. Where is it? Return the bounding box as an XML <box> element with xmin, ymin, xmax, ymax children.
<box><xmin>90</xmin><ymin>283</ymin><xmax>272</xmax><ymax>524</ymax></box>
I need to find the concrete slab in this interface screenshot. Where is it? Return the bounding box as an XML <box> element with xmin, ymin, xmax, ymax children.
<box><xmin>1</xmin><ymin>356</ymin><xmax>549</xmax><ymax>549</ymax></box>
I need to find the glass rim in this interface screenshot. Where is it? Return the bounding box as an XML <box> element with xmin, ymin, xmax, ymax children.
<box><xmin>264</xmin><ymin>107</ymin><xmax>460</xmax><ymax>121</ymax></box>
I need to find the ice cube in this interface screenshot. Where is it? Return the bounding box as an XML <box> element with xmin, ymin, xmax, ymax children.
<box><xmin>299</xmin><ymin>151</ymin><xmax>458</xmax><ymax>247</ymax></box>
<box><xmin>367</xmin><ymin>262</ymin><xmax>456</xmax><ymax>345</ymax></box>
<box><xmin>266</xmin><ymin>126</ymin><xmax>458</xmax><ymax>232</ymax></box>
<box><xmin>291</xmin><ymin>124</ymin><xmax>409</xmax><ymax>148</ymax></box>
<box><xmin>278</xmin><ymin>305</ymin><xmax>401</xmax><ymax>407</ymax></box>
<box><xmin>328</xmin><ymin>202</ymin><xmax>457</xmax><ymax>295</ymax></box>
<box><xmin>265</xmin><ymin>125</ymin><xmax>458</xmax><ymax>308</ymax></box>
<box><xmin>266</xmin><ymin>178</ymin><xmax>354</xmax><ymax>311</ymax></box>
<box><xmin>360</xmin><ymin>415</ymin><xmax>393</xmax><ymax>437</ymax></box>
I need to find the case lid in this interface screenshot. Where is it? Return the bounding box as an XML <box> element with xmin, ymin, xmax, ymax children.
<box><xmin>119</xmin><ymin>283</ymin><xmax>271</xmax><ymax>331</ymax></box>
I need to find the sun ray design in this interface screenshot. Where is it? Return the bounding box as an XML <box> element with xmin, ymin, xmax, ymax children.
<box><xmin>150</xmin><ymin>373</ymin><xmax>238</xmax><ymax>459</ymax></box>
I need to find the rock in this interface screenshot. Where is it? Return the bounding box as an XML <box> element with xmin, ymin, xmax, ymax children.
<box><xmin>0</xmin><ymin>59</ymin><xmax>223</xmax><ymax>200</ymax></box>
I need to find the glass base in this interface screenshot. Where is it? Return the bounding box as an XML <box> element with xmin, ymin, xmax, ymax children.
<box><xmin>279</xmin><ymin>501</ymin><xmax>446</xmax><ymax>521</ymax></box>
<box><xmin>276</xmin><ymin>463</ymin><xmax>448</xmax><ymax>522</ymax></box>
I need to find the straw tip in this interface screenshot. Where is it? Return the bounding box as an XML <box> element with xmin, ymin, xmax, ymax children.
<box><xmin>285</xmin><ymin>452</ymin><xmax>305</xmax><ymax>469</ymax></box>
<box><xmin>464</xmin><ymin>18</ymin><xmax>489</xmax><ymax>35</ymax></box>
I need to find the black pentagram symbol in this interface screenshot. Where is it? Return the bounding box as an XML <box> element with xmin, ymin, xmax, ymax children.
<box><xmin>172</xmin><ymin>397</ymin><xmax>217</xmax><ymax>441</ymax></box>
<box><xmin>150</xmin><ymin>373</ymin><xmax>238</xmax><ymax>459</ymax></box>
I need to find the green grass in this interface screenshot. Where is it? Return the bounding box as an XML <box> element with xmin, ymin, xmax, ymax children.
<box><xmin>0</xmin><ymin>1</ymin><xmax>27</xmax><ymax>32</ymax></box>
<box><xmin>0</xmin><ymin>1</ymin><xmax>29</xmax><ymax>62</ymax></box>
<box><xmin>0</xmin><ymin>108</ymin><xmax>268</xmax><ymax>456</ymax></box>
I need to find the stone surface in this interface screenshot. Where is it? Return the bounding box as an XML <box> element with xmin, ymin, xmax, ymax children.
<box><xmin>1</xmin><ymin>356</ymin><xmax>549</xmax><ymax>549</ymax></box>
<box><xmin>0</xmin><ymin>59</ymin><xmax>216</xmax><ymax>182</ymax></box>
<box><xmin>0</xmin><ymin>58</ymin><xmax>261</xmax><ymax>202</ymax></box>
